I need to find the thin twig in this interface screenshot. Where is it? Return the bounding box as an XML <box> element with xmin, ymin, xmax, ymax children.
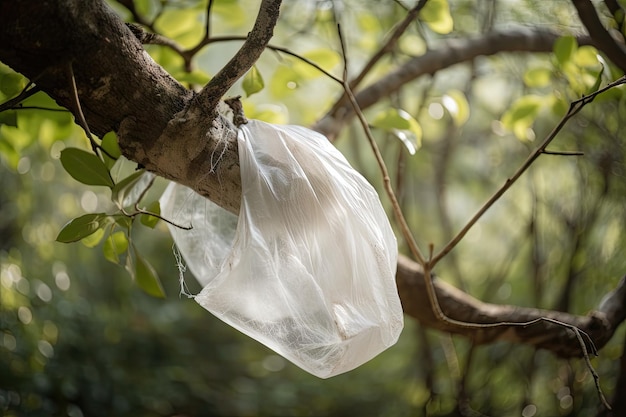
<box><xmin>268</xmin><ymin>44</ymin><xmax>344</xmax><ymax>84</ymax></box>
<box><xmin>119</xmin><ymin>174</ymin><xmax>193</xmax><ymax>230</ymax></box>
<box><xmin>194</xmin><ymin>0</ymin><xmax>282</xmax><ymax>111</ymax></box>
<box><xmin>542</xmin><ymin>149</ymin><xmax>585</xmax><ymax>156</ymax></box>
<box><xmin>336</xmin><ymin>25</ymin><xmax>426</xmax><ymax>266</ymax></box>
<box><xmin>3</xmin><ymin>106</ymin><xmax>68</xmax><ymax>112</ymax></box>
<box><xmin>337</xmin><ymin>22</ymin><xmax>614</xmax><ymax>407</ymax></box>
<box><xmin>205</xmin><ymin>0</ymin><xmax>214</xmax><ymax>40</ymax></box>
<box><xmin>352</xmin><ymin>1</ymin><xmax>426</xmax><ymax>92</ymax></box>
<box><xmin>0</xmin><ymin>84</ymin><xmax>40</xmax><ymax>113</ymax></box>
<box><xmin>66</xmin><ymin>62</ymin><xmax>118</xmax><ymax>161</ymax></box>
<box><xmin>431</xmin><ymin>75</ymin><xmax>626</xmax><ymax>266</ymax></box>
<box><xmin>66</xmin><ymin>62</ymin><xmax>100</xmax><ymax>154</ymax></box>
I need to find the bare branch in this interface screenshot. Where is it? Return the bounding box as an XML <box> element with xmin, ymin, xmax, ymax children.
<box><xmin>572</xmin><ymin>0</ymin><xmax>626</xmax><ymax>72</ymax></box>
<box><xmin>326</xmin><ymin>0</ymin><xmax>427</xmax><ymax>116</ymax></box>
<box><xmin>314</xmin><ymin>28</ymin><xmax>595</xmax><ymax>138</ymax></box>
<box><xmin>193</xmin><ymin>0</ymin><xmax>282</xmax><ymax>112</ymax></box>
<box><xmin>431</xmin><ymin>76</ymin><xmax>626</xmax><ymax>266</ymax></box>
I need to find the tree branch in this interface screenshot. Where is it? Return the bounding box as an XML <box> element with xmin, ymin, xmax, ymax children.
<box><xmin>396</xmin><ymin>256</ymin><xmax>626</xmax><ymax>358</ymax></box>
<box><xmin>572</xmin><ymin>0</ymin><xmax>626</xmax><ymax>72</ymax></box>
<box><xmin>313</xmin><ymin>28</ymin><xmax>594</xmax><ymax>139</ymax></box>
<box><xmin>193</xmin><ymin>0</ymin><xmax>282</xmax><ymax>112</ymax></box>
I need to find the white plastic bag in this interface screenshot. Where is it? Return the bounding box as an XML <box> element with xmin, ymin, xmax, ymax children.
<box><xmin>160</xmin><ymin>120</ymin><xmax>403</xmax><ymax>378</ymax></box>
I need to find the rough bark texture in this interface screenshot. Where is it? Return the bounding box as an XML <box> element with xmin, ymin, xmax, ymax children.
<box><xmin>1</xmin><ymin>0</ymin><xmax>625</xmax><ymax>363</ymax></box>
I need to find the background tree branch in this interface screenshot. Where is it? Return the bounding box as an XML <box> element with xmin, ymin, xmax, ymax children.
<box><xmin>314</xmin><ymin>28</ymin><xmax>594</xmax><ymax>139</ymax></box>
<box><xmin>572</xmin><ymin>0</ymin><xmax>626</xmax><ymax>72</ymax></box>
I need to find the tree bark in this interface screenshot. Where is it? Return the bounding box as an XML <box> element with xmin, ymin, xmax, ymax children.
<box><xmin>0</xmin><ymin>0</ymin><xmax>624</xmax><ymax>361</ymax></box>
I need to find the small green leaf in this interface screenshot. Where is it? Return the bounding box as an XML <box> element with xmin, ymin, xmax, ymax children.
<box><xmin>140</xmin><ymin>201</ymin><xmax>161</xmax><ymax>228</ymax></box>
<box><xmin>111</xmin><ymin>170</ymin><xmax>146</xmax><ymax>208</ymax></box>
<box><xmin>501</xmin><ymin>95</ymin><xmax>545</xmax><ymax>141</ymax></box>
<box><xmin>573</xmin><ymin>45</ymin><xmax>601</xmax><ymax>68</ymax></box>
<box><xmin>101</xmin><ymin>131</ymin><xmax>121</xmax><ymax>159</ymax></box>
<box><xmin>0</xmin><ymin>110</ymin><xmax>17</xmax><ymax>127</ymax></box>
<box><xmin>372</xmin><ymin>108</ymin><xmax>414</xmax><ymax>130</ymax></box>
<box><xmin>103</xmin><ymin>231</ymin><xmax>129</xmax><ymax>264</ymax></box>
<box><xmin>523</xmin><ymin>67</ymin><xmax>552</xmax><ymax>88</ymax></box>
<box><xmin>60</xmin><ymin>148</ymin><xmax>114</xmax><ymax>188</ymax></box>
<box><xmin>421</xmin><ymin>0</ymin><xmax>454</xmax><ymax>34</ymax></box>
<box><xmin>269</xmin><ymin>65</ymin><xmax>300</xmax><ymax>98</ymax></box>
<box><xmin>154</xmin><ymin>8</ymin><xmax>203</xmax><ymax>46</ymax></box>
<box><xmin>133</xmin><ymin>249</ymin><xmax>165</xmax><ymax>298</ymax></box>
<box><xmin>501</xmin><ymin>95</ymin><xmax>544</xmax><ymax>128</ymax></box>
<box><xmin>111</xmin><ymin>214</ymin><xmax>134</xmax><ymax>229</ymax></box>
<box><xmin>549</xmin><ymin>93</ymin><xmax>569</xmax><ymax>116</ymax></box>
<box><xmin>81</xmin><ymin>228</ymin><xmax>105</xmax><ymax>248</ymax></box>
<box><xmin>554</xmin><ymin>36</ymin><xmax>578</xmax><ymax>66</ymax></box>
<box><xmin>372</xmin><ymin>109</ymin><xmax>422</xmax><ymax>154</ymax></box>
<box><xmin>442</xmin><ymin>90</ymin><xmax>470</xmax><ymax>126</ymax></box>
<box><xmin>242</xmin><ymin>65</ymin><xmax>265</xmax><ymax>97</ymax></box>
<box><xmin>56</xmin><ymin>213</ymin><xmax>107</xmax><ymax>243</ymax></box>
<box><xmin>0</xmin><ymin>73</ymin><xmax>26</xmax><ymax>97</ymax></box>
<box><xmin>588</xmin><ymin>64</ymin><xmax>605</xmax><ymax>94</ymax></box>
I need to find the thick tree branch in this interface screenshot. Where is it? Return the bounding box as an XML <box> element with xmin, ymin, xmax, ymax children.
<box><xmin>314</xmin><ymin>28</ymin><xmax>594</xmax><ymax>139</ymax></box>
<box><xmin>572</xmin><ymin>0</ymin><xmax>626</xmax><ymax>72</ymax></box>
<box><xmin>397</xmin><ymin>258</ymin><xmax>626</xmax><ymax>357</ymax></box>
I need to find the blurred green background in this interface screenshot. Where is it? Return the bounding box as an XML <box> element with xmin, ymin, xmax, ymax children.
<box><xmin>2</xmin><ymin>0</ymin><xmax>626</xmax><ymax>416</ymax></box>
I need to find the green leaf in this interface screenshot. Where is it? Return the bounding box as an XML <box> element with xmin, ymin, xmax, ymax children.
<box><xmin>588</xmin><ymin>65</ymin><xmax>605</xmax><ymax>94</ymax></box>
<box><xmin>573</xmin><ymin>45</ymin><xmax>600</xmax><ymax>68</ymax></box>
<box><xmin>81</xmin><ymin>228</ymin><xmax>105</xmax><ymax>248</ymax></box>
<box><xmin>269</xmin><ymin>65</ymin><xmax>300</xmax><ymax>98</ymax></box>
<box><xmin>421</xmin><ymin>0</ymin><xmax>454</xmax><ymax>34</ymax></box>
<box><xmin>154</xmin><ymin>8</ymin><xmax>203</xmax><ymax>47</ymax></box>
<box><xmin>132</xmin><ymin>249</ymin><xmax>165</xmax><ymax>298</ymax></box>
<box><xmin>501</xmin><ymin>95</ymin><xmax>543</xmax><ymax>127</ymax></box>
<box><xmin>371</xmin><ymin>108</ymin><xmax>422</xmax><ymax>154</ymax></box>
<box><xmin>372</xmin><ymin>108</ymin><xmax>413</xmax><ymax>130</ymax></box>
<box><xmin>56</xmin><ymin>213</ymin><xmax>107</xmax><ymax>243</ymax></box>
<box><xmin>111</xmin><ymin>214</ymin><xmax>134</xmax><ymax>229</ymax></box>
<box><xmin>549</xmin><ymin>93</ymin><xmax>569</xmax><ymax>116</ymax></box>
<box><xmin>101</xmin><ymin>131</ymin><xmax>121</xmax><ymax>159</ymax></box>
<box><xmin>0</xmin><ymin>110</ymin><xmax>17</xmax><ymax>127</ymax></box>
<box><xmin>501</xmin><ymin>95</ymin><xmax>545</xmax><ymax>141</ymax></box>
<box><xmin>442</xmin><ymin>90</ymin><xmax>470</xmax><ymax>126</ymax></box>
<box><xmin>242</xmin><ymin>66</ymin><xmax>265</xmax><ymax>97</ymax></box>
<box><xmin>60</xmin><ymin>148</ymin><xmax>114</xmax><ymax>188</ymax></box>
<box><xmin>140</xmin><ymin>201</ymin><xmax>161</xmax><ymax>228</ymax></box>
<box><xmin>103</xmin><ymin>231</ymin><xmax>129</xmax><ymax>265</ymax></box>
<box><xmin>0</xmin><ymin>73</ymin><xmax>26</xmax><ymax>97</ymax></box>
<box><xmin>523</xmin><ymin>67</ymin><xmax>552</xmax><ymax>88</ymax></box>
<box><xmin>111</xmin><ymin>170</ymin><xmax>146</xmax><ymax>208</ymax></box>
<box><xmin>554</xmin><ymin>36</ymin><xmax>577</xmax><ymax>66</ymax></box>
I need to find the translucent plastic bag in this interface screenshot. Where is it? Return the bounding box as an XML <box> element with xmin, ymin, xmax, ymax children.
<box><xmin>160</xmin><ymin>120</ymin><xmax>403</xmax><ymax>378</ymax></box>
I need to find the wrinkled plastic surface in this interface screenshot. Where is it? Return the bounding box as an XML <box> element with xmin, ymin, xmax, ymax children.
<box><xmin>160</xmin><ymin>120</ymin><xmax>403</xmax><ymax>378</ymax></box>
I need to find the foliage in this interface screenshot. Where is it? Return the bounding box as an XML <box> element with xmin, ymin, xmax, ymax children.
<box><xmin>2</xmin><ymin>0</ymin><xmax>626</xmax><ymax>416</ymax></box>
